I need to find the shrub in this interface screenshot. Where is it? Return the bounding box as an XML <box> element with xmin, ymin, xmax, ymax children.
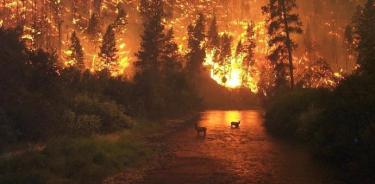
<box><xmin>264</xmin><ymin>73</ymin><xmax>375</xmax><ymax>183</ymax></box>
<box><xmin>72</xmin><ymin>94</ymin><xmax>133</xmax><ymax>132</ymax></box>
<box><xmin>264</xmin><ymin>88</ymin><xmax>330</xmax><ymax>137</ymax></box>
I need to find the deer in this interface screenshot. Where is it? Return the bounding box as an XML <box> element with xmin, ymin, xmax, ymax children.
<box><xmin>195</xmin><ymin>123</ymin><xmax>207</xmax><ymax>136</ymax></box>
<box><xmin>231</xmin><ymin>120</ymin><xmax>241</xmax><ymax>128</ymax></box>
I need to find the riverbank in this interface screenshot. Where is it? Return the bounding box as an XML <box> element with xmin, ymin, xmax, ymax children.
<box><xmin>0</xmin><ymin>114</ymin><xmax>199</xmax><ymax>184</ymax></box>
<box><xmin>264</xmin><ymin>85</ymin><xmax>375</xmax><ymax>184</ymax></box>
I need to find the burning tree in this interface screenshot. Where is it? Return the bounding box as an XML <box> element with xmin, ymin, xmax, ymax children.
<box><xmin>262</xmin><ymin>0</ymin><xmax>303</xmax><ymax>90</ymax></box>
<box><xmin>113</xmin><ymin>3</ymin><xmax>128</xmax><ymax>30</ymax></box>
<box><xmin>87</xmin><ymin>13</ymin><xmax>101</xmax><ymax>37</ymax></box>
<box><xmin>241</xmin><ymin>22</ymin><xmax>257</xmax><ymax>87</ymax></box>
<box><xmin>295</xmin><ymin>57</ymin><xmax>341</xmax><ymax>89</ymax></box>
<box><xmin>51</xmin><ymin>0</ymin><xmax>64</xmax><ymax>56</ymax></box>
<box><xmin>99</xmin><ymin>24</ymin><xmax>118</xmax><ymax>71</ymax></box>
<box><xmin>207</xmin><ymin>15</ymin><xmax>220</xmax><ymax>51</ymax></box>
<box><xmin>218</xmin><ymin>33</ymin><xmax>233</xmax><ymax>84</ymax></box>
<box><xmin>68</xmin><ymin>31</ymin><xmax>84</xmax><ymax>70</ymax></box>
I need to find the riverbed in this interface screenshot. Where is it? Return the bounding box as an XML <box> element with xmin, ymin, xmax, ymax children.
<box><xmin>140</xmin><ymin>110</ymin><xmax>343</xmax><ymax>184</ymax></box>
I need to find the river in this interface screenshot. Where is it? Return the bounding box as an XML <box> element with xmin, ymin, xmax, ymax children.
<box><xmin>141</xmin><ymin>110</ymin><xmax>343</xmax><ymax>184</ymax></box>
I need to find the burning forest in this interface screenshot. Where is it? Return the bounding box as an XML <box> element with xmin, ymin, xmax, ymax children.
<box><xmin>1</xmin><ymin>0</ymin><xmax>375</xmax><ymax>184</ymax></box>
<box><xmin>0</xmin><ymin>0</ymin><xmax>360</xmax><ymax>94</ymax></box>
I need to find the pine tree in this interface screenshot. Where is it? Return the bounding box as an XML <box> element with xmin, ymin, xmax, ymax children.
<box><xmin>87</xmin><ymin>13</ymin><xmax>101</xmax><ymax>36</ymax></box>
<box><xmin>219</xmin><ymin>33</ymin><xmax>232</xmax><ymax>65</ymax></box>
<box><xmin>207</xmin><ymin>15</ymin><xmax>220</xmax><ymax>50</ymax></box>
<box><xmin>161</xmin><ymin>28</ymin><xmax>197</xmax><ymax>113</ymax></box>
<box><xmin>242</xmin><ymin>22</ymin><xmax>257</xmax><ymax>85</ymax></box>
<box><xmin>164</xmin><ymin>0</ymin><xmax>175</xmax><ymax>19</ymax></box>
<box><xmin>51</xmin><ymin>0</ymin><xmax>63</xmax><ymax>56</ymax></box>
<box><xmin>262</xmin><ymin>0</ymin><xmax>303</xmax><ymax>89</ymax></box>
<box><xmin>99</xmin><ymin>24</ymin><xmax>117</xmax><ymax>70</ymax></box>
<box><xmin>113</xmin><ymin>3</ymin><xmax>128</xmax><ymax>29</ymax></box>
<box><xmin>243</xmin><ymin>22</ymin><xmax>256</xmax><ymax>68</ymax></box>
<box><xmin>71</xmin><ymin>0</ymin><xmax>78</xmax><ymax>23</ymax></box>
<box><xmin>69</xmin><ymin>31</ymin><xmax>84</xmax><ymax>70</ymax></box>
<box><xmin>93</xmin><ymin>0</ymin><xmax>102</xmax><ymax>16</ymax></box>
<box><xmin>134</xmin><ymin>0</ymin><xmax>166</xmax><ymax>117</ymax></box>
<box><xmin>356</xmin><ymin>0</ymin><xmax>375</xmax><ymax>73</ymax></box>
<box><xmin>186</xmin><ymin>13</ymin><xmax>206</xmax><ymax>75</ymax></box>
<box><xmin>136</xmin><ymin>0</ymin><xmax>165</xmax><ymax>74</ymax></box>
<box><xmin>236</xmin><ymin>40</ymin><xmax>244</xmax><ymax>55</ymax></box>
<box><xmin>344</xmin><ymin>5</ymin><xmax>362</xmax><ymax>71</ymax></box>
<box><xmin>161</xmin><ymin>28</ymin><xmax>183</xmax><ymax>90</ymax></box>
<box><xmin>161</xmin><ymin>28</ymin><xmax>181</xmax><ymax>73</ymax></box>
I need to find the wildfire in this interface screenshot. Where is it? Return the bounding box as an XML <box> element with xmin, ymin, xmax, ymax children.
<box><xmin>0</xmin><ymin>0</ymin><xmax>347</xmax><ymax>92</ymax></box>
<box><xmin>204</xmin><ymin>48</ymin><xmax>258</xmax><ymax>92</ymax></box>
<box><xmin>201</xmin><ymin>20</ymin><xmax>268</xmax><ymax>93</ymax></box>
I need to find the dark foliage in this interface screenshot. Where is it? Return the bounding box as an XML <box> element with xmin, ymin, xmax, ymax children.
<box><xmin>0</xmin><ymin>14</ymin><xmax>201</xmax><ymax>145</ymax></box>
<box><xmin>134</xmin><ymin>0</ymin><xmax>200</xmax><ymax>118</ymax></box>
<box><xmin>264</xmin><ymin>4</ymin><xmax>375</xmax><ymax>181</ymax></box>
<box><xmin>262</xmin><ymin>0</ymin><xmax>303</xmax><ymax>89</ymax></box>
<box><xmin>69</xmin><ymin>31</ymin><xmax>85</xmax><ymax>70</ymax></box>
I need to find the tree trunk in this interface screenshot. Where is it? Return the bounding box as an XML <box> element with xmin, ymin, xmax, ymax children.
<box><xmin>281</xmin><ymin>0</ymin><xmax>295</xmax><ymax>89</ymax></box>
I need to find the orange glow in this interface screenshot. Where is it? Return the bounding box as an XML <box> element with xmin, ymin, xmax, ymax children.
<box><xmin>0</xmin><ymin>0</ymin><xmax>346</xmax><ymax>90</ymax></box>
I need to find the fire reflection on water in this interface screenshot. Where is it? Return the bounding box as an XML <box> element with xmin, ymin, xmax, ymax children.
<box><xmin>168</xmin><ymin>110</ymin><xmax>340</xmax><ymax>183</ymax></box>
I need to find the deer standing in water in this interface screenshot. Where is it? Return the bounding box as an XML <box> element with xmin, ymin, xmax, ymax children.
<box><xmin>195</xmin><ymin>123</ymin><xmax>207</xmax><ymax>136</ymax></box>
<box><xmin>231</xmin><ymin>120</ymin><xmax>241</xmax><ymax>128</ymax></box>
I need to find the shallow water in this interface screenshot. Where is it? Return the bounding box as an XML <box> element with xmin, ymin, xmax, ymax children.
<box><xmin>142</xmin><ymin>110</ymin><xmax>343</xmax><ymax>184</ymax></box>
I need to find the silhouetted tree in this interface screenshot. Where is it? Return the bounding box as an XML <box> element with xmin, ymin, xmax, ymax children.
<box><xmin>236</xmin><ymin>40</ymin><xmax>243</xmax><ymax>55</ymax></box>
<box><xmin>262</xmin><ymin>0</ymin><xmax>303</xmax><ymax>89</ymax></box>
<box><xmin>161</xmin><ymin>28</ymin><xmax>200</xmax><ymax>113</ymax></box>
<box><xmin>93</xmin><ymin>0</ymin><xmax>102</xmax><ymax>16</ymax></box>
<box><xmin>219</xmin><ymin>33</ymin><xmax>232</xmax><ymax>65</ymax></box>
<box><xmin>134</xmin><ymin>0</ymin><xmax>166</xmax><ymax>117</ymax></box>
<box><xmin>356</xmin><ymin>0</ymin><xmax>375</xmax><ymax>73</ymax></box>
<box><xmin>69</xmin><ymin>31</ymin><xmax>84</xmax><ymax>70</ymax></box>
<box><xmin>243</xmin><ymin>22</ymin><xmax>256</xmax><ymax>69</ymax></box>
<box><xmin>161</xmin><ymin>28</ymin><xmax>181</xmax><ymax>73</ymax></box>
<box><xmin>99</xmin><ymin>25</ymin><xmax>118</xmax><ymax>70</ymax></box>
<box><xmin>207</xmin><ymin>15</ymin><xmax>220</xmax><ymax>50</ymax></box>
<box><xmin>242</xmin><ymin>22</ymin><xmax>257</xmax><ymax>85</ymax></box>
<box><xmin>113</xmin><ymin>3</ymin><xmax>128</xmax><ymax>29</ymax></box>
<box><xmin>136</xmin><ymin>0</ymin><xmax>165</xmax><ymax>72</ymax></box>
<box><xmin>344</xmin><ymin>5</ymin><xmax>362</xmax><ymax>72</ymax></box>
<box><xmin>51</xmin><ymin>0</ymin><xmax>63</xmax><ymax>56</ymax></box>
<box><xmin>186</xmin><ymin>13</ymin><xmax>206</xmax><ymax>76</ymax></box>
<box><xmin>87</xmin><ymin>13</ymin><xmax>101</xmax><ymax>36</ymax></box>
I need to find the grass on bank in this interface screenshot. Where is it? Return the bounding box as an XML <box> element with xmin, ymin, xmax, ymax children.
<box><xmin>0</xmin><ymin>120</ymin><xmax>167</xmax><ymax>184</ymax></box>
